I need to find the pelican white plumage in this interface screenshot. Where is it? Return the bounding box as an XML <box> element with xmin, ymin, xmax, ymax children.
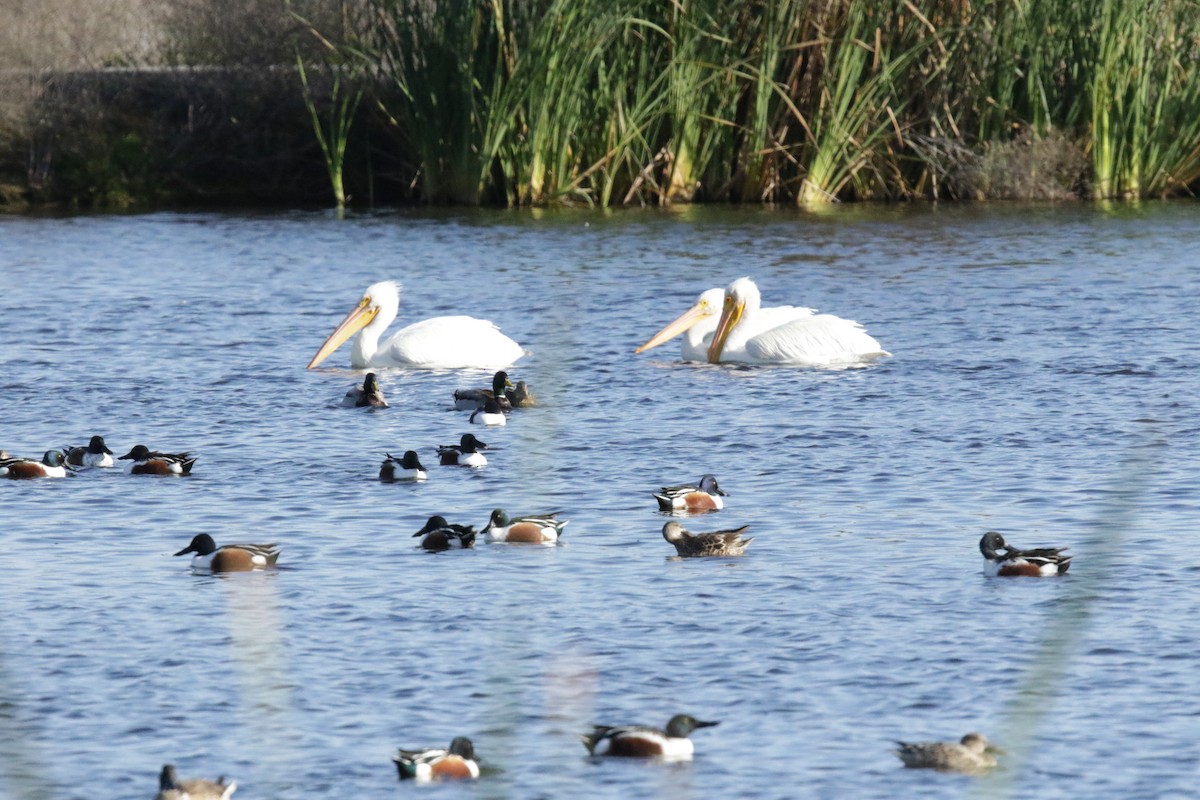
<box><xmin>707</xmin><ymin>277</ymin><xmax>889</xmax><ymax>366</ymax></box>
<box><xmin>307</xmin><ymin>281</ymin><xmax>525</xmax><ymax>370</ymax></box>
<box><xmin>634</xmin><ymin>287</ymin><xmax>726</xmax><ymax>361</ymax></box>
<box><xmin>635</xmin><ymin>284</ymin><xmax>823</xmax><ymax>363</ymax></box>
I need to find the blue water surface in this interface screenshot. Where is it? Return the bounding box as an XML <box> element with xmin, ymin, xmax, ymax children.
<box><xmin>1</xmin><ymin>202</ymin><xmax>1198</xmax><ymax>800</ymax></box>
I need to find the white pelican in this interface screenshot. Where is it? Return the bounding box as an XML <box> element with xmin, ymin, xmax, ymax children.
<box><xmin>707</xmin><ymin>277</ymin><xmax>889</xmax><ymax>366</ymax></box>
<box><xmin>635</xmin><ymin>287</ymin><xmax>725</xmax><ymax>361</ymax></box>
<box><xmin>307</xmin><ymin>281</ymin><xmax>525</xmax><ymax>370</ymax></box>
<box><xmin>635</xmin><ymin>285</ymin><xmax>820</xmax><ymax>362</ymax></box>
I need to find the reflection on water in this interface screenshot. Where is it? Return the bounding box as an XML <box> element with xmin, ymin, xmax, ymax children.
<box><xmin>1</xmin><ymin>203</ymin><xmax>1199</xmax><ymax>798</ymax></box>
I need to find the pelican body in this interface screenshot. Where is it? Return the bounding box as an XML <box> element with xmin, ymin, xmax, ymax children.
<box><xmin>706</xmin><ymin>277</ymin><xmax>889</xmax><ymax>366</ymax></box>
<box><xmin>307</xmin><ymin>281</ymin><xmax>524</xmax><ymax>370</ymax></box>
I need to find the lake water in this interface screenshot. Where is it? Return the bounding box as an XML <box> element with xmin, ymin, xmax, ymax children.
<box><xmin>1</xmin><ymin>203</ymin><xmax>1198</xmax><ymax>800</ymax></box>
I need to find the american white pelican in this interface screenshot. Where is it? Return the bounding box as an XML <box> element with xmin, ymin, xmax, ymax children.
<box><xmin>707</xmin><ymin>277</ymin><xmax>889</xmax><ymax>366</ymax></box>
<box><xmin>635</xmin><ymin>285</ymin><xmax>819</xmax><ymax>362</ymax></box>
<box><xmin>307</xmin><ymin>281</ymin><xmax>525</xmax><ymax>370</ymax></box>
<box><xmin>634</xmin><ymin>288</ymin><xmax>725</xmax><ymax>361</ymax></box>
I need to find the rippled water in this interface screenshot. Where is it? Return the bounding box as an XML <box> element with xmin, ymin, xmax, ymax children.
<box><xmin>2</xmin><ymin>203</ymin><xmax>1198</xmax><ymax>799</ymax></box>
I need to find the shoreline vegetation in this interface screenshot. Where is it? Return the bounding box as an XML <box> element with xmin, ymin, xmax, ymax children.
<box><xmin>2</xmin><ymin>0</ymin><xmax>1199</xmax><ymax>210</ymax></box>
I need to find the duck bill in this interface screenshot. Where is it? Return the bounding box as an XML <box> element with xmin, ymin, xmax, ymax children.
<box><xmin>306</xmin><ymin>301</ymin><xmax>378</xmax><ymax>369</ymax></box>
<box><xmin>173</xmin><ymin>544</ymin><xmax>195</xmax><ymax>556</ymax></box>
<box><xmin>635</xmin><ymin>302</ymin><xmax>710</xmax><ymax>354</ymax></box>
<box><xmin>706</xmin><ymin>299</ymin><xmax>744</xmax><ymax>363</ymax></box>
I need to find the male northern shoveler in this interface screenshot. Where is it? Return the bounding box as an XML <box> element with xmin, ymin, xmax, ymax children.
<box><xmin>469</xmin><ymin>397</ymin><xmax>507</xmax><ymax>426</ymax></box>
<box><xmin>393</xmin><ymin>736</ymin><xmax>480</xmax><ymax>781</ymax></box>
<box><xmin>155</xmin><ymin>764</ymin><xmax>237</xmax><ymax>800</ymax></box>
<box><xmin>437</xmin><ymin>434</ymin><xmax>488</xmax><ymax>467</ymax></box>
<box><xmin>174</xmin><ymin>533</ymin><xmax>281</xmax><ymax>572</ymax></box>
<box><xmin>380</xmin><ymin>451</ymin><xmax>427</xmax><ymax>482</ymax></box>
<box><xmin>413</xmin><ymin>515</ymin><xmax>477</xmax><ymax>551</ymax></box>
<box><xmin>505</xmin><ymin>380</ymin><xmax>537</xmax><ymax>408</ymax></box>
<box><xmin>979</xmin><ymin>531</ymin><xmax>1071</xmax><ymax>577</ymax></box>
<box><xmin>454</xmin><ymin>370</ymin><xmax>513</xmax><ymax>411</ymax></box>
<box><xmin>654</xmin><ymin>474</ymin><xmax>727</xmax><ymax>512</ymax></box>
<box><xmin>342</xmin><ymin>372</ymin><xmax>388</xmax><ymax>408</ymax></box>
<box><xmin>582</xmin><ymin>714</ymin><xmax>718</xmax><ymax>761</ymax></box>
<box><xmin>662</xmin><ymin>521</ymin><xmax>752</xmax><ymax>557</ymax></box>
<box><xmin>0</xmin><ymin>450</ymin><xmax>70</xmax><ymax>479</ymax></box>
<box><xmin>119</xmin><ymin>444</ymin><xmax>196</xmax><ymax>476</ymax></box>
<box><xmin>65</xmin><ymin>435</ymin><xmax>114</xmax><ymax>467</ymax></box>
<box><xmin>482</xmin><ymin>508</ymin><xmax>567</xmax><ymax>544</ymax></box>
<box><xmin>894</xmin><ymin>732</ymin><xmax>1000</xmax><ymax>774</ymax></box>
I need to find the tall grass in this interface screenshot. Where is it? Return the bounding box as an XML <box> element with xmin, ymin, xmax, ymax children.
<box><xmin>15</xmin><ymin>0</ymin><xmax>1200</xmax><ymax>206</ymax></box>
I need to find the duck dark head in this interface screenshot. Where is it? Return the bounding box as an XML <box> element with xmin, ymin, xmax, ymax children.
<box><xmin>119</xmin><ymin>444</ymin><xmax>151</xmax><ymax>461</ymax></box>
<box><xmin>460</xmin><ymin>434</ymin><xmax>487</xmax><ymax>452</ymax></box>
<box><xmin>979</xmin><ymin>531</ymin><xmax>1008</xmax><ymax>558</ymax></box>
<box><xmin>87</xmin><ymin>435</ymin><xmax>112</xmax><ymax>454</ymax></box>
<box><xmin>665</xmin><ymin>714</ymin><xmax>719</xmax><ymax>737</ymax></box>
<box><xmin>697</xmin><ymin>475</ymin><xmax>727</xmax><ymax>496</ymax></box>
<box><xmin>175</xmin><ymin>533</ymin><xmax>218</xmax><ymax>557</ymax></box>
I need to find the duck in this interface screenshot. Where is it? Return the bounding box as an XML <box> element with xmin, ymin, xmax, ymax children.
<box><xmin>154</xmin><ymin>764</ymin><xmax>237</xmax><ymax>800</ymax></box>
<box><xmin>64</xmin><ymin>435</ymin><xmax>114</xmax><ymax>467</ymax></box>
<box><xmin>380</xmin><ymin>451</ymin><xmax>427</xmax><ymax>482</ymax></box>
<box><xmin>118</xmin><ymin>444</ymin><xmax>196</xmax><ymax>476</ymax></box>
<box><xmin>653</xmin><ymin>474</ymin><xmax>727</xmax><ymax>512</ymax></box>
<box><xmin>174</xmin><ymin>533</ymin><xmax>281</xmax><ymax>572</ymax></box>
<box><xmin>706</xmin><ymin>277</ymin><xmax>890</xmax><ymax>366</ymax></box>
<box><xmin>582</xmin><ymin>714</ymin><xmax>718</xmax><ymax>760</ymax></box>
<box><xmin>413</xmin><ymin>515</ymin><xmax>477</xmax><ymax>551</ymax></box>
<box><xmin>482</xmin><ymin>509</ymin><xmax>567</xmax><ymax>544</ymax></box>
<box><xmin>454</xmin><ymin>370</ymin><xmax>513</xmax><ymax>411</ymax></box>
<box><xmin>894</xmin><ymin>732</ymin><xmax>1000</xmax><ymax>774</ymax></box>
<box><xmin>306</xmin><ymin>280</ymin><xmax>524</xmax><ymax>370</ymax></box>
<box><xmin>469</xmin><ymin>397</ymin><xmax>507</xmax><ymax>426</ymax></box>
<box><xmin>979</xmin><ymin>531</ymin><xmax>1071</xmax><ymax>577</ymax></box>
<box><xmin>505</xmin><ymin>380</ymin><xmax>537</xmax><ymax>408</ymax></box>
<box><xmin>662</xmin><ymin>521</ymin><xmax>752</xmax><ymax>557</ymax></box>
<box><xmin>0</xmin><ymin>450</ymin><xmax>70</xmax><ymax>479</ymax></box>
<box><xmin>341</xmin><ymin>372</ymin><xmax>388</xmax><ymax>407</ymax></box>
<box><xmin>393</xmin><ymin>737</ymin><xmax>479</xmax><ymax>781</ymax></box>
<box><xmin>437</xmin><ymin>434</ymin><xmax>488</xmax><ymax>467</ymax></box>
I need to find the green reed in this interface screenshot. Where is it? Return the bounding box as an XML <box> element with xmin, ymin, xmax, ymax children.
<box><xmin>313</xmin><ymin>0</ymin><xmax>1200</xmax><ymax>205</ymax></box>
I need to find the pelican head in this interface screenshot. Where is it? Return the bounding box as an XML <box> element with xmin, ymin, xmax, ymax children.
<box><xmin>635</xmin><ymin>288</ymin><xmax>725</xmax><ymax>354</ymax></box>
<box><xmin>707</xmin><ymin>277</ymin><xmax>761</xmax><ymax>363</ymax></box>
<box><xmin>307</xmin><ymin>281</ymin><xmax>401</xmax><ymax>369</ymax></box>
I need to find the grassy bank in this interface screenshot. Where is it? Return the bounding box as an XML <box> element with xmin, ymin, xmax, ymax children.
<box><xmin>4</xmin><ymin>0</ymin><xmax>1200</xmax><ymax>208</ymax></box>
